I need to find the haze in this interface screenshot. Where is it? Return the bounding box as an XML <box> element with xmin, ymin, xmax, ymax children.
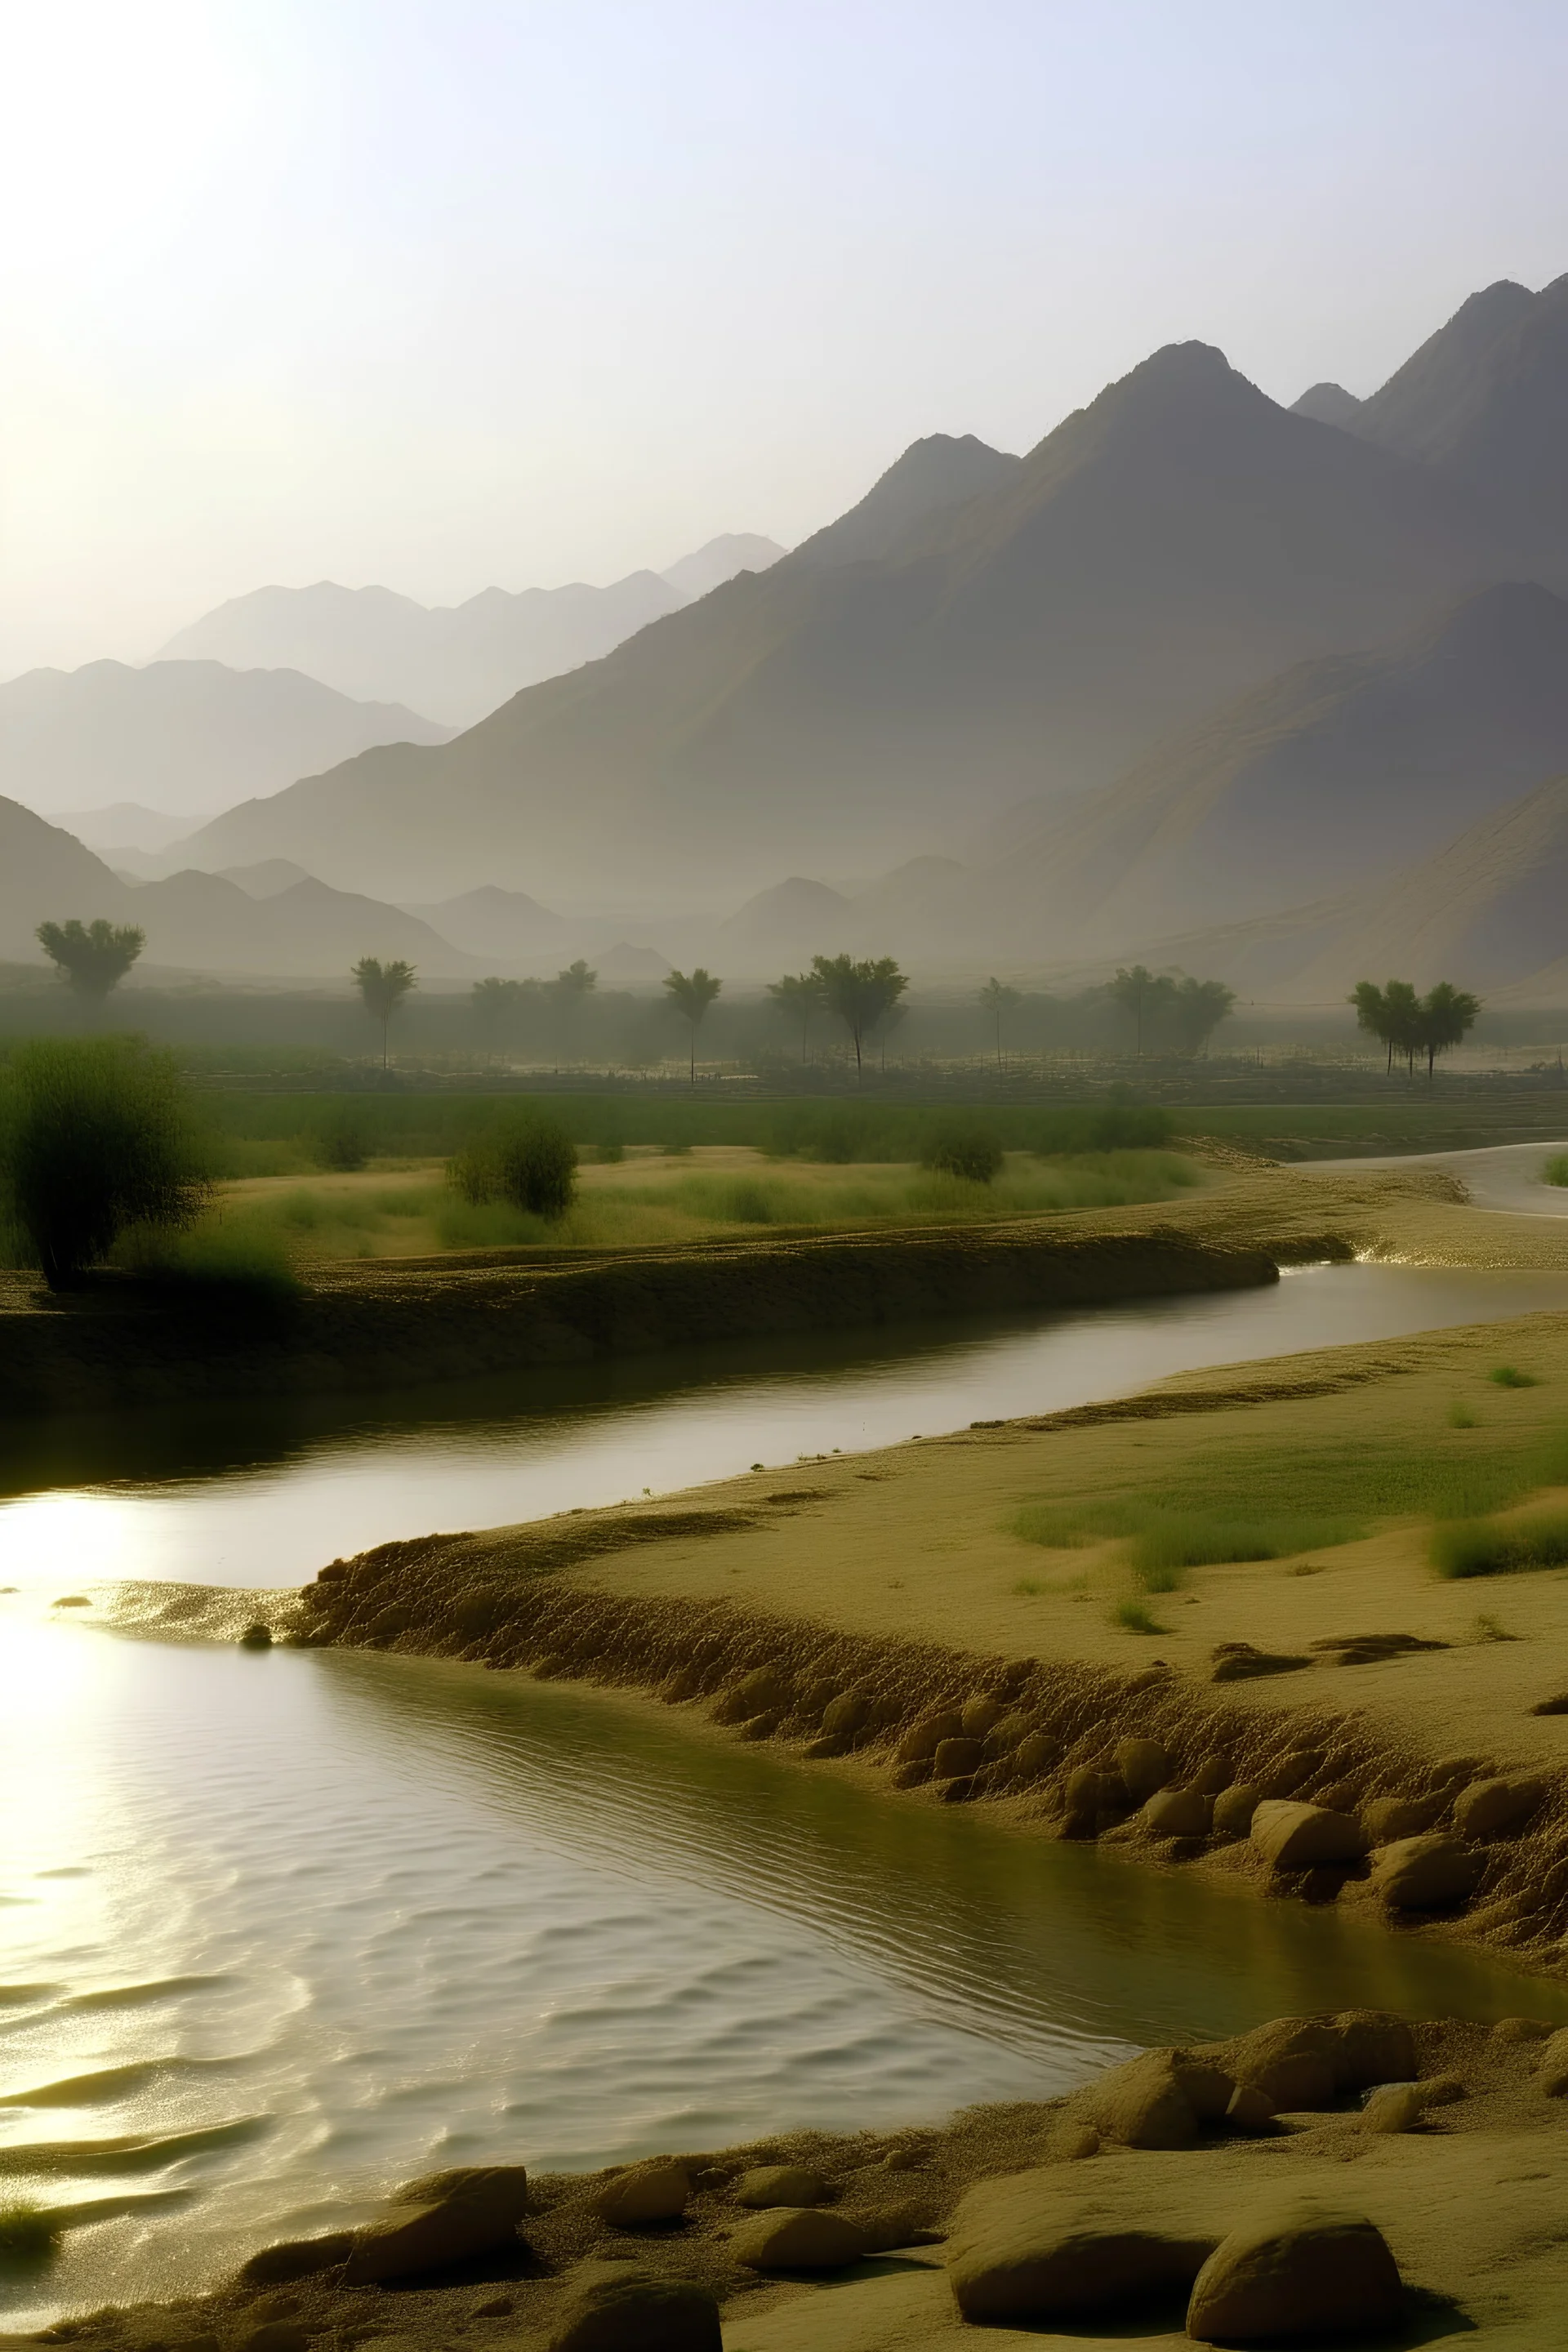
<box><xmin>6</xmin><ymin>0</ymin><xmax>1568</xmax><ymax>676</ymax></box>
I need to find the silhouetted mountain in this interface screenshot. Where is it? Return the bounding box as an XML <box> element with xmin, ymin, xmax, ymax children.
<box><xmin>57</xmin><ymin>803</ymin><xmax>192</xmax><ymax>854</ymax></box>
<box><xmin>786</xmin><ymin>434</ymin><xmax>1022</xmax><ymax>568</ymax></box>
<box><xmin>0</xmin><ymin>661</ymin><xmax>452</xmax><ymax>822</ymax></box>
<box><xmin>0</xmin><ymin>798</ymin><xmax>472</xmax><ymax>978</ymax></box>
<box><xmin>160</xmin><ymin>536</ymin><xmax>787</xmax><ymax>727</ymax></box>
<box><xmin>166</xmin><ymin>343</ymin><xmax>1528</xmax><ymax>906</ymax></box>
<box><xmin>944</xmin><ymin>582</ymin><xmax>1568</xmax><ymax>955</ymax></box>
<box><xmin>402</xmin><ymin>884</ymin><xmax>573</xmax><ymax>961</ymax></box>
<box><xmin>1354</xmin><ymin>279</ymin><xmax>1540</xmax><ymax>461</ymax></box>
<box><xmin>1290</xmin><ymin>382</ymin><xmax>1364</xmax><ymax>427</ymax></box>
<box><xmin>216</xmin><ymin>859</ymin><xmax>314</xmax><ymax>898</ymax></box>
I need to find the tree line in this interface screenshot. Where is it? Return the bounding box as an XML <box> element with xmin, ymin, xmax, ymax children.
<box><xmin>1350</xmin><ymin>980</ymin><xmax>1480</xmax><ymax>1076</ymax></box>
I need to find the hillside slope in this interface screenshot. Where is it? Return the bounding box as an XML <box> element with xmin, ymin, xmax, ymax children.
<box><xmin>0</xmin><ymin>661</ymin><xmax>452</xmax><ymax>822</ymax></box>
<box><xmin>164</xmin><ymin>345</ymin><xmax>1530</xmax><ymax>906</ymax></box>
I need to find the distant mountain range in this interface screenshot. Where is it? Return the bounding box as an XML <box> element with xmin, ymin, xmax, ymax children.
<box><xmin>156</xmin><ymin>323</ymin><xmax>1544</xmax><ymax>907</ymax></box>
<box><xmin>0</xmin><ymin>660</ymin><xmax>453</xmax><ymax>823</ymax></box>
<box><xmin>158</xmin><ymin>533</ymin><xmax>787</xmax><ymax>727</ymax></box>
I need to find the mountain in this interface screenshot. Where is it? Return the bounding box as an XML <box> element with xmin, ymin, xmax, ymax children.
<box><xmin>941</xmin><ymin>582</ymin><xmax>1568</xmax><ymax>956</ymax></box>
<box><xmin>1292</xmin><ymin>771</ymin><xmax>1568</xmax><ymax>996</ymax></box>
<box><xmin>163</xmin><ymin>343</ymin><xmax>1532</xmax><ymax>908</ymax></box>
<box><xmin>57</xmin><ymin>803</ymin><xmax>193</xmax><ymax>854</ymax></box>
<box><xmin>402</xmin><ymin>884</ymin><xmax>574</xmax><ymax>962</ymax></box>
<box><xmin>0</xmin><ymin>798</ymin><xmax>472</xmax><ymax>978</ymax></box>
<box><xmin>785</xmin><ymin>434</ymin><xmax>1021</xmax><ymax>568</ymax></box>
<box><xmin>0</xmin><ymin>661</ymin><xmax>452</xmax><ymax>822</ymax></box>
<box><xmin>1290</xmin><ymin>382</ymin><xmax>1364</xmax><ymax>428</ymax></box>
<box><xmin>159</xmin><ymin>535</ymin><xmax>788</xmax><ymax>728</ymax></box>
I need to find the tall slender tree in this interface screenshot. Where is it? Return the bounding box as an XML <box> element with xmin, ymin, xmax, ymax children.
<box><xmin>1418</xmin><ymin>981</ymin><xmax>1481</xmax><ymax>1077</ymax></box>
<box><xmin>977</xmin><ymin>977</ymin><xmax>1022</xmax><ymax>1068</ymax></box>
<box><xmin>663</xmin><ymin>966</ymin><xmax>722</xmax><ymax>1084</ymax></box>
<box><xmin>810</xmin><ymin>953</ymin><xmax>908</xmax><ymax>1078</ymax></box>
<box><xmin>767</xmin><ymin>969</ymin><xmax>826</xmax><ymax>1063</ymax></box>
<box><xmin>36</xmin><ymin>917</ymin><xmax>145</xmax><ymax>1000</ymax></box>
<box><xmin>1109</xmin><ymin>964</ymin><xmax>1176</xmax><ymax>1057</ymax></box>
<box><xmin>1169</xmin><ymin>975</ymin><xmax>1236</xmax><ymax>1057</ymax></box>
<box><xmin>352</xmin><ymin>956</ymin><xmax>417</xmax><ymax>1069</ymax></box>
<box><xmin>550</xmin><ymin>959</ymin><xmax>597</xmax><ymax>1064</ymax></box>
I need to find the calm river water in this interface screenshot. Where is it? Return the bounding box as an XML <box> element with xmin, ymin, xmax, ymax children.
<box><xmin>4</xmin><ymin>1261</ymin><xmax>1568</xmax><ymax>2321</ymax></box>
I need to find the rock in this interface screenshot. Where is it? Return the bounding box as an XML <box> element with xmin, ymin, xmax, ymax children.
<box><xmin>590</xmin><ymin>2159</ymin><xmax>688</xmax><ymax>2225</ymax></box>
<box><xmin>1332</xmin><ymin>2011</ymin><xmax>1417</xmax><ymax>2087</ymax></box>
<box><xmin>821</xmin><ymin>1691</ymin><xmax>868</xmax><ymax>1738</ymax></box>
<box><xmin>1535</xmin><ymin>2026</ymin><xmax>1568</xmax><ymax>2094</ymax></box>
<box><xmin>804</xmin><ymin>1731</ymin><xmax>849</xmax><ymax>1760</ymax></box>
<box><xmin>858</xmin><ymin>2201</ymin><xmax>942</xmax><ymax>2252</ymax></box>
<box><xmin>1428</xmin><ymin>1753</ymin><xmax>1493</xmax><ymax>1789</ymax></box>
<box><xmin>1210</xmin><ymin>1642</ymin><xmax>1309</xmax><ymax>1681</ymax></box>
<box><xmin>1529</xmin><ymin>1691</ymin><xmax>1568</xmax><ymax>1716</ymax></box>
<box><xmin>1193</xmin><ymin>1756</ymin><xmax>1234</xmax><ymax>1794</ymax></box>
<box><xmin>731</xmin><ymin>2208</ymin><xmax>868</xmax><ymax>2270</ymax></box>
<box><xmin>1211</xmin><ymin>1784</ymin><xmax>1263</xmax><ymax>1838</ymax></box>
<box><xmin>1453</xmin><ymin>1775</ymin><xmax>1546</xmax><ymax>1838</ymax></box>
<box><xmin>946</xmin><ymin>2168</ymin><xmax>1217</xmax><ymax>2322</ymax></box>
<box><xmin>341</xmin><ymin>2165</ymin><xmax>530</xmax><ymax>2283</ymax></box>
<box><xmin>933</xmin><ymin>1737</ymin><xmax>984</xmax><ymax>1779</ymax></box>
<box><xmin>1492</xmin><ymin>2016</ymin><xmax>1553</xmax><ymax>2044</ymax></box>
<box><xmin>238</xmin><ymin>2234</ymin><xmax>354</xmax><ymax>2286</ymax></box>
<box><xmin>1224</xmin><ymin>2087</ymin><xmax>1276</xmax><ymax>2134</ymax></box>
<box><xmin>982</xmin><ymin>1709</ymin><xmax>1031</xmax><ymax>1759</ymax></box>
<box><xmin>1009</xmin><ymin>1731</ymin><xmax>1061</xmax><ymax>1779</ymax></box>
<box><xmin>1361</xmin><ymin>1795</ymin><xmax>1443</xmax><ymax>1844</ymax></box>
<box><xmin>1116</xmin><ymin>1738</ymin><xmax>1173</xmax><ymax>1801</ymax></box>
<box><xmin>546</xmin><ymin>2262</ymin><xmax>720</xmax><ymax>2350</ymax></box>
<box><xmin>1185</xmin><ymin>2200</ymin><xmax>1402</xmax><ymax>2343</ymax></box>
<box><xmin>1369</xmin><ymin>1834</ymin><xmax>1483</xmax><ymax>1910</ymax></box>
<box><xmin>734</xmin><ymin>2163</ymin><xmax>828</xmax><ymax>2208</ymax></box>
<box><xmin>894</xmin><ymin>1711</ymin><xmax>962</xmax><ymax>1764</ymax></box>
<box><xmin>1143</xmin><ymin>1787</ymin><xmax>1212</xmax><ymax>1838</ymax></box>
<box><xmin>1359</xmin><ymin>2085</ymin><xmax>1423</xmax><ymax>2134</ymax></box>
<box><xmin>239</xmin><ymin>1624</ymin><xmax>274</xmax><ymax>1650</ymax></box>
<box><xmin>1223</xmin><ymin>2020</ymin><xmax>1340</xmax><ymax>2111</ymax></box>
<box><xmin>1053</xmin><ymin>2127</ymin><xmax>1101</xmax><ymax>2159</ymax></box>
<box><xmin>1084</xmin><ymin>2051</ymin><xmax>1234</xmax><ymax>2149</ymax></box>
<box><xmin>1418</xmin><ymin>2074</ymin><xmax>1465</xmax><ymax>2106</ymax></box>
<box><xmin>713</xmin><ymin>1668</ymin><xmax>786</xmax><ymax>1726</ymax></box>
<box><xmin>238</xmin><ymin>2328</ymin><xmax>310</xmax><ymax>2352</ymax></box>
<box><xmin>890</xmin><ymin>1757</ymin><xmax>931</xmax><ymax>1789</ymax></box>
<box><xmin>960</xmin><ymin>1695</ymin><xmax>1004</xmax><ymax>1739</ymax></box>
<box><xmin>1249</xmin><ymin>1802</ymin><xmax>1367</xmax><ymax>1870</ymax></box>
<box><xmin>737</xmin><ymin>1710</ymin><xmax>781</xmax><ymax>1742</ymax></box>
<box><xmin>939</xmin><ymin>1772</ymin><xmax>978</xmax><ymax>1804</ymax></box>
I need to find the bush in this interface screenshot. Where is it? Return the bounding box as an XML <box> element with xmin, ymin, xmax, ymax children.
<box><xmin>920</xmin><ymin>1119</ymin><xmax>1004</xmax><ymax>1184</ymax></box>
<box><xmin>1490</xmin><ymin>1364</ymin><xmax>1539</xmax><ymax>1388</ymax></box>
<box><xmin>1432</xmin><ymin>1509</ymin><xmax>1568</xmax><ymax>1579</ymax></box>
<box><xmin>0</xmin><ymin>2199</ymin><xmax>62</xmax><ymax>2260</ymax></box>
<box><xmin>1111</xmin><ymin>1599</ymin><xmax>1165</xmax><ymax>1634</ymax></box>
<box><xmin>0</xmin><ymin>1037</ymin><xmax>209</xmax><ymax>1287</ymax></box>
<box><xmin>450</xmin><ymin>1113</ymin><xmax>577</xmax><ymax>1219</ymax></box>
<box><xmin>1544</xmin><ymin>1154</ymin><xmax>1568</xmax><ymax>1188</ymax></box>
<box><xmin>309</xmin><ymin>1110</ymin><xmax>369</xmax><ymax>1170</ymax></box>
<box><xmin>117</xmin><ymin>1218</ymin><xmax>301</xmax><ymax>1302</ymax></box>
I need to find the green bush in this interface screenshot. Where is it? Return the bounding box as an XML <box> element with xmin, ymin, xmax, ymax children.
<box><xmin>1432</xmin><ymin>1509</ymin><xmax>1568</xmax><ymax>1579</ymax></box>
<box><xmin>117</xmin><ymin>1218</ymin><xmax>301</xmax><ymax>1302</ymax></box>
<box><xmin>309</xmin><ymin>1109</ymin><xmax>369</xmax><ymax>1170</ymax></box>
<box><xmin>920</xmin><ymin>1119</ymin><xmax>1004</xmax><ymax>1184</ymax></box>
<box><xmin>450</xmin><ymin>1112</ymin><xmax>578</xmax><ymax>1219</ymax></box>
<box><xmin>0</xmin><ymin>1037</ymin><xmax>210</xmax><ymax>1287</ymax></box>
<box><xmin>1013</xmin><ymin>1499</ymin><xmax>1357</xmax><ymax>1572</ymax></box>
<box><xmin>1490</xmin><ymin>1365</ymin><xmax>1539</xmax><ymax>1388</ymax></box>
<box><xmin>0</xmin><ymin>2199</ymin><xmax>62</xmax><ymax>2260</ymax></box>
<box><xmin>1544</xmin><ymin>1154</ymin><xmax>1568</xmax><ymax>1188</ymax></box>
<box><xmin>1111</xmin><ymin>1599</ymin><xmax>1165</xmax><ymax>1634</ymax></box>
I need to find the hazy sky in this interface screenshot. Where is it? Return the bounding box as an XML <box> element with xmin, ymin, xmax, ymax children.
<box><xmin>3</xmin><ymin>0</ymin><xmax>1566</xmax><ymax>677</ymax></box>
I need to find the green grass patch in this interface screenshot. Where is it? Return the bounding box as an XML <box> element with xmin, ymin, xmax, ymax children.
<box><xmin>1013</xmin><ymin>1498</ymin><xmax>1358</xmax><ymax>1579</ymax></box>
<box><xmin>115</xmin><ymin>1217</ymin><xmax>301</xmax><ymax>1300</ymax></box>
<box><xmin>1544</xmin><ymin>1154</ymin><xmax>1568</xmax><ymax>1187</ymax></box>
<box><xmin>1111</xmin><ymin>1599</ymin><xmax>1165</xmax><ymax>1634</ymax></box>
<box><xmin>1448</xmin><ymin>1401</ymin><xmax>1479</xmax><ymax>1428</ymax></box>
<box><xmin>1490</xmin><ymin>1365</ymin><xmax>1539</xmax><ymax>1388</ymax></box>
<box><xmin>1432</xmin><ymin>1508</ymin><xmax>1568</xmax><ymax>1579</ymax></box>
<box><xmin>0</xmin><ymin>2200</ymin><xmax>62</xmax><ymax>2260</ymax></box>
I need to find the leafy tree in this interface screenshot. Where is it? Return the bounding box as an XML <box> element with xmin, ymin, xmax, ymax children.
<box><xmin>767</xmin><ymin>969</ymin><xmax>826</xmax><ymax>1064</ymax></box>
<box><xmin>810</xmin><ymin>953</ymin><xmax>909</xmax><ymax>1077</ymax></box>
<box><xmin>977</xmin><ymin>977</ymin><xmax>1022</xmax><ymax>1068</ymax></box>
<box><xmin>450</xmin><ymin>1111</ymin><xmax>577</xmax><ymax>1219</ymax></box>
<box><xmin>352</xmin><ymin>957</ymin><xmax>417</xmax><ymax>1068</ymax></box>
<box><xmin>471</xmin><ymin>976</ymin><xmax>526</xmax><ymax>1050</ymax></box>
<box><xmin>36</xmin><ymin>917</ymin><xmax>145</xmax><ymax>1000</ymax></box>
<box><xmin>663</xmin><ymin>966</ymin><xmax>722</xmax><ymax>1084</ymax></box>
<box><xmin>1109</xmin><ymin>964</ymin><xmax>1177</xmax><ymax>1057</ymax></box>
<box><xmin>1169</xmin><ymin>975</ymin><xmax>1236</xmax><ymax>1057</ymax></box>
<box><xmin>549</xmin><ymin>959</ymin><xmax>598</xmax><ymax>1063</ymax></box>
<box><xmin>0</xmin><ymin>1037</ymin><xmax>209</xmax><ymax>1288</ymax></box>
<box><xmin>922</xmin><ymin>1118</ymin><xmax>1004</xmax><ymax>1183</ymax></box>
<box><xmin>1351</xmin><ymin>978</ymin><xmax>1428</xmax><ymax>1076</ymax></box>
<box><xmin>1418</xmin><ymin>981</ymin><xmax>1481</xmax><ymax>1077</ymax></box>
<box><xmin>1351</xmin><ymin>980</ymin><xmax>1395</xmax><ymax>1073</ymax></box>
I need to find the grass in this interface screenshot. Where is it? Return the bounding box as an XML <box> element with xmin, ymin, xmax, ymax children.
<box><xmin>1544</xmin><ymin>1154</ymin><xmax>1568</xmax><ymax>1187</ymax></box>
<box><xmin>0</xmin><ymin>2201</ymin><xmax>61</xmax><ymax>2261</ymax></box>
<box><xmin>1431</xmin><ymin>1508</ymin><xmax>1568</xmax><ymax>1579</ymax></box>
<box><xmin>1449</xmin><ymin>1401</ymin><xmax>1479</xmax><ymax>1428</ymax></box>
<box><xmin>1012</xmin><ymin>1498</ymin><xmax>1361</xmax><ymax>1584</ymax></box>
<box><xmin>114</xmin><ymin>1218</ymin><xmax>301</xmax><ymax>1300</ymax></box>
<box><xmin>1490</xmin><ymin>1365</ymin><xmax>1540</xmax><ymax>1388</ymax></box>
<box><xmin>1111</xmin><ymin>1599</ymin><xmax>1165</xmax><ymax>1634</ymax></box>
<box><xmin>1472</xmin><ymin>1612</ymin><xmax>1518</xmax><ymax>1642</ymax></box>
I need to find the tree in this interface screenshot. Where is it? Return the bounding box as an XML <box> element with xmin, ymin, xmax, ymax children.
<box><xmin>36</xmin><ymin>917</ymin><xmax>145</xmax><ymax>1000</ymax></box>
<box><xmin>1169</xmin><ymin>975</ymin><xmax>1236</xmax><ymax>1057</ymax></box>
<box><xmin>1109</xmin><ymin>964</ymin><xmax>1177</xmax><ymax>1057</ymax></box>
<box><xmin>1351</xmin><ymin>980</ymin><xmax>1395</xmax><ymax>1073</ymax></box>
<box><xmin>550</xmin><ymin>959</ymin><xmax>597</xmax><ymax>1062</ymax></box>
<box><xmin>810</xmin><ymin>953</ymin><xmax>909</xmax><ymax>1077</ymax></box>
<box><xmin>663</xmin><ymin>966</ymin><xmax>722</xmax><ymax>1084</ymax></box>
<box><xmin>352</xmin><ymin>956</ymin><xmax>417</xmax><ymax>1068</ymax></box>
<box><xmin>471</xmin><ymin>976</ymin><xmax>525</xmax><ymax>1051</ymax></box>
<box><xmin>1350</xmin><ymin>978</ymin><xmax>1428</xmax><ymax>1076</ymax></box>
<box><xmin>767</xmin><ymin>969</ymin><xmax>826</xmax><ymax>1064</ymax></box>
<box><xmin>0</xmin><ymin>1036</ymin><xmax>209</xmax><ymax>1288</ymax></box>
<box><xmin>450</xmin><ymin>1111</ymin><xmax>577</xmax><ymax>1220</ymax></box>
<box><xmin>1418</xmin><ymin>981</ymin><xmax>1481</xmax><ymax>1077</ymax></box>
<box><xmin>977</xmin><ymin>977</ymin><xmax>1022</xmax><ymax>1069</ymax></box>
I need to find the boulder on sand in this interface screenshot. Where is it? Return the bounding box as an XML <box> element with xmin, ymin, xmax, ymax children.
<box><xmin>1535</xmin><ymin>2026</ymin><xmax>1568</xmax><ymax>2095</ymax></box>
<box><xmin>1249</xmin><ymin>1802</ymin><xmax>1367</xmax><ymax>1870</ymax></box>
<box><xmin>1185</xmin><ymin>2200</ymin><xmax>1402</xmax><ymax>2343</ymax></box>
<box><xmin>895</xmin><ymin>1712</ymin><xmax>962</xmax><ymax>1763</ymax></box>
<box><xmin>947</xmin><ymin>2167</ymin><xmax>1217</xmax><ymax>2322</ymax></box>
<box><xmin>1218</xmin><ymin>2012</ymin><xmax>1414</xmax><ymax>2110</ymax></box>
<box><xmin>341</xmin><ymin>2164</ymin><xmax>531</xmax><ymax>2283</ymax></box>
<box><xmin>1211</xmin><ymin>1784</ymin><xmax>1263</xmax><ymax>1838</ymax></box>
<box><xmin>238</xmin><ymin>2232</ymin><xmax>355</xmax><ymax>2285</ymax></box>
<box><xmin>1369</xmin><ymin>1834</ymin><xmax>1484</xmax><ymax>1910</ymax></box>
<box><xmin>546</xmin><ymin>2261</ymin><xmax>720</xmax><ymax>2351</ymax></box>
<box><xmin>1143</xmin><ymin>1787</ymin><xmax>1212</xmax><ymax>1838</ymax></box>
<box><xmin>1361</xmin><ymin>1795</ymin><xmax>1443</xmax><ymax>1845</ymax></box>
<box><xmin>1359</xmin><ymin>2085</ymin><xmax>1424</xmax><ymax>2135</ymax></box>
<box><xmin>1453</xmin><ymin>1776</ymin><xmax>1545</xmax><ymax>1839</ymax></box>
<box><xmin>1116</xmin><ymin>1738</ymin><xmax>1173</xmax><ymax>1802</ymax></box>
<box><xmin>1083</xmin><ymin>2051</ymin><xmax>1233</xmax><ymax>2149</ymax></box>
<box><xmin>731</xmin><ymin>2207</ymin><xmax>868</xmax><ymax>2270</ymax></box>
<box><xmin>590</xmin><ymin>2158</ymin><xmax>689</xmax><ymax>2225</ymax></box>
<box><xmin>734</xmin><ymin>2163</ymin><xmax>828</xmax><ymax>2208</ymax></box>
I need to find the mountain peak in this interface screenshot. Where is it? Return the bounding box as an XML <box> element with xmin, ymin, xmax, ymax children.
<box><xmin>1292</xmin><ymin>381</ymin><xmax>1365</xmax><ymax>428</ymax></box>
<box><xmin>787</xmin><ymin>433</ymin><xmax>1021</xmax><ymax>569</ymax></box>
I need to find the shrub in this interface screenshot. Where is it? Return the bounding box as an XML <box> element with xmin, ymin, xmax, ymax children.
<box><xmin>0</xmin><ymin>1037</ymin><xmax>210</xmax><ymax>1287</ymax></box>
<box><xmin>1432</xmin><ymin>1509</ymin><xmax>1568</xmax><ymax>1579</ymax></box>
<box><xmin>1111</xmin><ymin>1598</ymin><xmax>1164</xmax><ymax>1634</ymax></box>
<box><xmin>920</xmin><ymin>1119</ymin><xmax>1004</xmax><ymax>1184</ymax></box>
<box><xmin>0</xmin><ymin>2199</ymin><xmax>62</xmax><ymax>2259</ymax></box>
<box><xmin>450</xmin><ymin>1113</ymin><xmax>577</xmax><ymax>1219</ymax></box>
<box><xmin>309</xmin><ymin>1110</ymin><xmax>369</xmax><ymax>1170</ymax></box>
<box><xmin>118</xmin><ymin>1218</ymin><xmax>301</xmax><ymax>1302</ymax></box>
<box><xmin>1490</xmin><ymin>1365</ymin><xmax>1539</xmax><ymax>1388</ymax></box>
<box><xmin>1544</xmin><ymin>1154</ymin><xmax>1568</xmax><ymax>1188</ymax></box>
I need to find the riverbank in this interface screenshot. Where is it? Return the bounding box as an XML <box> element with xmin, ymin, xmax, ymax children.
<box><xmin>20</xmin><ymin>2009</ymin><xmax>1568</xmax><ymax>2350</ymax></box>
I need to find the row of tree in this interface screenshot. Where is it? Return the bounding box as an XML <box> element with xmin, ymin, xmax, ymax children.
<box><xmin>1350</xmin><ymin>980</ymin><xmax>1481</xmax><ymax>1076</ymax></box>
